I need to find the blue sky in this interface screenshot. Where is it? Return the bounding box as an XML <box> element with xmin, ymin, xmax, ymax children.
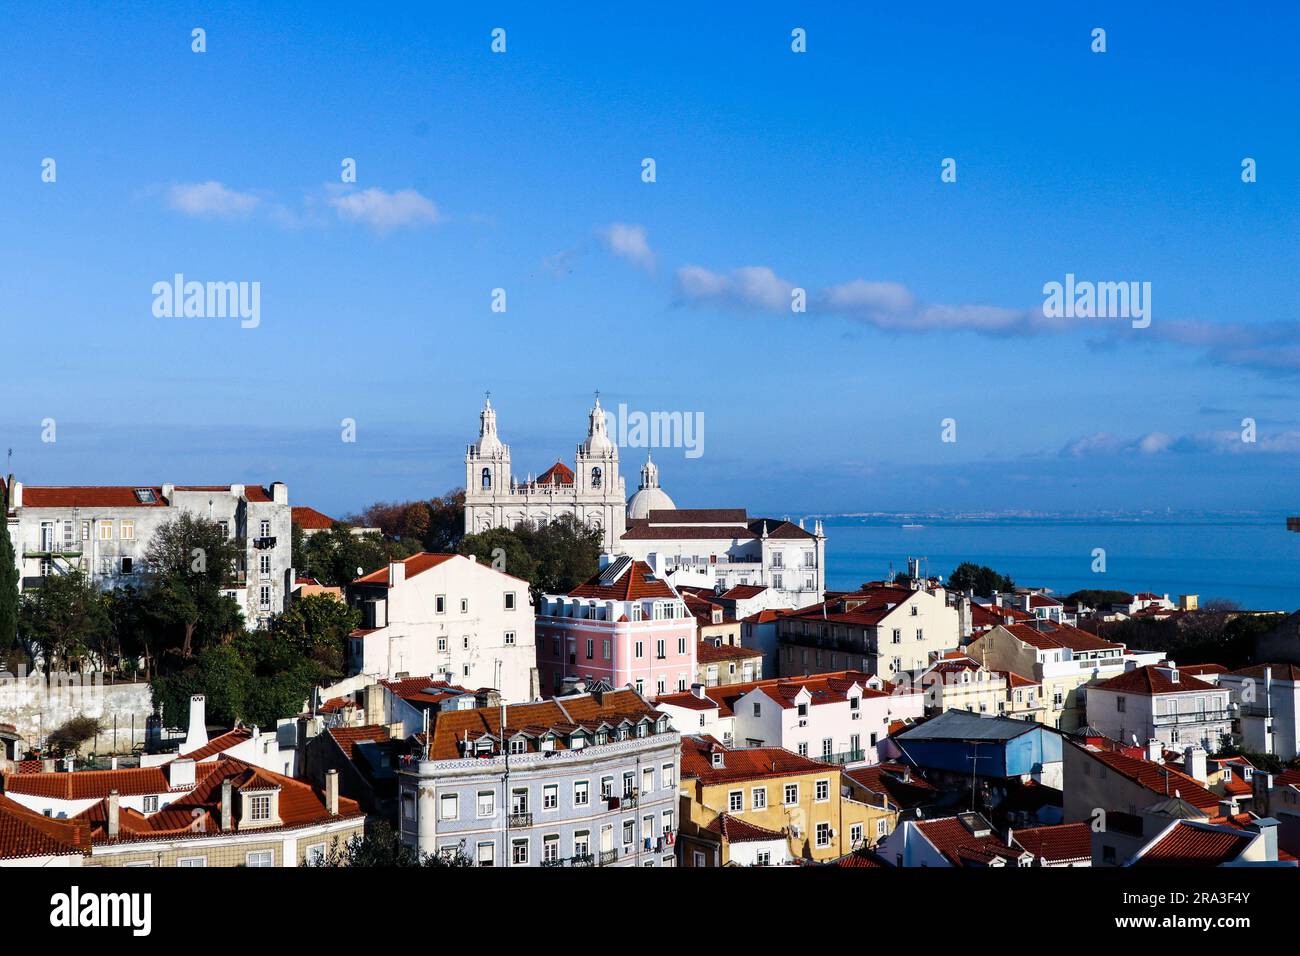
<box><xmin>2</xmin><ymin>3</ymin><xmax>1298</xmax><ymax>518</ymax></box>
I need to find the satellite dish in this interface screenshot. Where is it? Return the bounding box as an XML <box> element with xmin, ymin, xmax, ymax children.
<box><xmin>356</xmin><ymin>566</ymin><xmax>363</xmax><ymax>577</ymax></box>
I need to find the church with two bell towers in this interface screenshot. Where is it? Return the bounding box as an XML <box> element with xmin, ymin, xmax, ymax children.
<box><xmin>464</xmin><ymin>394</ymin><xmax>632</xmax><ymax>551</ymax></box>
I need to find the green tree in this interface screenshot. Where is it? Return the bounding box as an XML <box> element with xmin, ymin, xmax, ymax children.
<box><xmin>143</xmin><ymin>514</ymin><xmax>243</xmax><ymax>660</ymax></box>
<box><xmin>272</xmin><ymin>593</ymin><xmax>360</xmax><ymax>679</ymax></box>
<box><xmin>151</xmin><ymin>643</ymin><xmax>252</xmax><ymax>728</ymax></box>
<box><xmin>459</xmin><ymin>526</ymin><xmax>537</xmax><ymax>587</ymax></box>
<box><xmin>1063</xmin><ymin>589</ymin><xmax>1133</xmax><ymax>609</ymax></box>
<box><xmin>18</xmin><ymin>570</ymin><xmax>111</xmax><ymax>673</ymax></box>
<box><xmin>0</xmin><ymin>512</ymin><xmax>18</xmax><ymax>657</ymax></box>
<box><xmin>312</xmin><ymin>821</ymin><xmax>474</xmax><ymax>867</ymax></box>
<box><xmin>460</xmin><ymin>513</ymin><xmax>600</xmax><ymax>601</ymax></box>
<box><xmin>946</xmin><ymin>562</ymin><xmax>1016</xmax><ymax>596</ymax></box>
<box><xmin>302</xmin><ymin>526</ymin><xmax>408</xmax><ymax>588</ymax></box>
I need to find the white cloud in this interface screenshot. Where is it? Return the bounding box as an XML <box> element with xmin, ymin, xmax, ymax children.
<box><xmin>600</xmin><ymin>223</ymin><xmax>655</xmax><ymax>271</ymax></box>
<box><xmin>328</xmin><ymin>187</ymin><xmax>439</xmax><ymax>232</ymax></box>
<box><xmin>675</xmin><ymin>265</ymin><xmax>794</xmax><ymax>311</ymax></box>
<box><xmin>166</xmin><ymin>181</ymin><xmax>260</xmax><ymax>218</ymax></box>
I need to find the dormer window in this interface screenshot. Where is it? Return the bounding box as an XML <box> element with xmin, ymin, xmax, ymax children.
<box><xmin>570</xmin><ymin>733</ymin><xmax>586</xmax><ymax>750</ymax></box>
<box><xmin>541</xmin><ymin>734</ymin><xmax>556</xmax><ymax>752</ymax></box>
<box><xmin>510</xmin><ymin>738</ymin><xmax>526</xmax><ymax>755</ymax></box>
<box><xmin>711</xmin><ymin>751</ymin><xmax>725</xmax><ymax>768</ymax></box>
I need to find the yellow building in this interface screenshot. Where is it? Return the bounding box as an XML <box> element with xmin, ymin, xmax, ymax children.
<box><xmin>966</xmin><ymin>623</ymin><xmax>1127</xmax><ymax>731</ymax></box>
<box><xmin>677</xmin><ymin>735</ymin><xmax>895</xmax><ymax>866</ymax></box>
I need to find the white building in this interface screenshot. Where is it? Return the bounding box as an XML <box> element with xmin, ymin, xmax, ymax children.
<box><xmin>1085</xmin><ymin>662</ymin><xmax>1234</xmax><ymax>752</ymax></box>
<box><xmin>655</xmin><ymin>670</ymin><xmax>923</xmax><ymax>766</ymax></box>
<box><xmin>1221</xmin><ymin>663</ymin><xmax>1300</xmax><ymax>760</ymax></box>
<box><xmin>463</xmin><ymin>396</ymin><xmax>628</xmax><ymax>551</ymax></box>
<box><xmin>622</xmin><ymin>509</ymin><xmax>826</xmax><ymax>610</ymax></box>
<box><xmin>2</xmin><ymin>477</ymin><xmax>293</xmax><ymax>626</ymax></box>
<box><xmin>776</xmin><ymin>584</ymin><xmax>962</xmax><ymax>680</ymax></box>
<box><xmin>346</xmin><ymin>552</ymin><xmax>538</xmax><ymax>703</ymax></box>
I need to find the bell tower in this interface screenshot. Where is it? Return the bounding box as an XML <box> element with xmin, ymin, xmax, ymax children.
<box><xmin>465</xmin><ymin>394</ymin><xmax>512</xmax><ymax>531</ymax></box>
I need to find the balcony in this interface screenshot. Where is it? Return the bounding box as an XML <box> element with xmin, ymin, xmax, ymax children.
<box><xmin>252</xmin><ymin>536</ymin><xmax>277</xmax><ymax>550</ymax></box>
<box><xmin>507</xmin><ymin>812</ymin><xmax>533</xmax><ymax>828</ymax></box>
<box><xmin>817</xmin><ymin>748</ymin><xmax>866</xmax><ymax>766</ymax></box>
<box><xmin>598</xmin><ymin>848</ymin><xmax>618</xmax><ymax>866</ymax></box>
<box><xmin>1152</xmin><ymin>710</ymin><xmax>1234</xmax><ymax>727</ymax></box>
<box><xmin>24</xmin><ymin>544</ymin><xmax>83</xmax><ymax>559</ymax></box>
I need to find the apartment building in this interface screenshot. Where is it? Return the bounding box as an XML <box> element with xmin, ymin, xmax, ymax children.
<box><xmin>3</xmin><ymin>477</ymin><xmax>293</xmax><ymax>626</ymax></box>
<box><xmin>396</xmin><ymin>689</ymin><xmax>680</xmax><ymax>867</ymax></box>
<box><xmin>1085</xmin><ymin>662</ymin><xmax>1235</xmax><ymax>752</ymax></box>
<box><xmin>1221</xmin><ymin>663</ymin><xmax>1300</xmax><ymax>760</ymax></box>
<box><xmin>776</xmin><ymin>584</ymin><xmax>961</xmax><ymax>680</ymax></box>
<box><xmin>677</xmin><ymin>735</ymin><xmax>895</xmax><ymax>866</ymax></box>
<box><xmin>535</xmin><ymin>555</ymin><xmax>696</xmax><ymax>700</ymax></box>
<box><xmin>346</xmin><ymin>552</ymin><xmax>538</xmax><ymax>703</ymax></box>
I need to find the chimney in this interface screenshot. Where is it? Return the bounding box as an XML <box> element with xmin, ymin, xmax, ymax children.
<box><xmin>161</xmin><ymin>483</ymin><xmax>174</xmax><ymax>501</ymax></box>
<box><xmin>691</xmin><ymin>683</ymin><xmax>706</xmax><ymax>700</ymax></box>
<box><xmin>9</xmin><ymin>480</ymin><xmax>21</xmax><ymax>508</ymax></box>
<box><xmin>1253</xmin><ymin>771</ymin><xmax>1274</xmax><ymax>810</ymax></box>
<box><xmin>468</xmin><ymin>554</ymin><xmax>477</xmax><ymax>564</ymax></box>
<box><xmin>168</xmin><ymin>757</ymin><xmax>196</xmax><ymax>791</ymax></box>
<box><xmin>1250</xmin><ymin>817</ymin><xmax>1280</xmax><ymax>862</ymax></box>
<box><xmin>271</xmin><ymin>481</ymin><xmax>288</xmax><ymax>504</ymax></box>
<box><xmin>221</xmin><ymin>778</ymin><xmax>234</xmax><ymax>831</ymax></box>
<box><xmin>183</xmin><ymin>694</ymin><xmax>209</xmax><ymax>753</ymax></box>
<box><xmin>1218</xmin><ymin>798</ymin><xmax>1237</xmax><ymax>819</ymax></box>
<box><xmin>1146</xmin><ymin>739</ymin><xmax>1162</xmax><ymax>763</ymax></box>
<box><xmin>107</xmin><ymin>790</ymin><xmax>120</xmax><ymax>838</ymax></box>
<box><xmin>1183</xmin><ymin>746</ymin><xmax>1208</xmax><ymax>783</ymax></box>
<box><xmin>387</xmin><ymin>561</ymin><xmax>406</xmax><ymax>588</ymax></box>
<box><xmin>325</xmin><ymin>769</ymin><xmax>340</xmax><ymax>815</ymax></box>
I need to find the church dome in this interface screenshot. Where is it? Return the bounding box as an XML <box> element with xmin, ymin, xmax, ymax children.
<box><xmin>626</xmin><ymin>453</ymin><xmax>675</xmax><ymax>519</ymax></box>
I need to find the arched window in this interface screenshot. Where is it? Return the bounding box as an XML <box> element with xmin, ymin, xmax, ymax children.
<box><xmin>481</xmin><ymin>467</ymin><xmax>492</xmax><ymax>490</ymax></box>
<box><xmin>591</xmin><ymin>467</ymin><xmax>602</xmax><ymax>488</ymax></box>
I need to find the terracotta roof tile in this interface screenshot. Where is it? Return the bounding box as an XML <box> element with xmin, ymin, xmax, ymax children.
<box><xmin>1133</xmin><ymin>821</ymin><xmax>1256</xmax><ymax>866</ymax></box>
<box><xmin>291</xmin><ymin>506</ymin><xmax>337</xmax><ymax>529</ymax></box>
<box><xmin>706</xmin><ymin>812</ymin><xmax>785</xmax><ymax>843</ymax></box>
<box><xmin>1012</xmin><ymin>823</ymin><xmax>1092</xmax><ymax>863</ymax></box>
<box><xmin>1093</xmin><ymin>664</ymin><xmax>1219</xmax><ymax>696</ymax></box>
<box><xmin>680</xmin><ymin>735</ymin><xmax>836</xmax><ymax>784</ymax></box>
<box><xmin>352</xmin><ymin>552</ymin><xmax>458</xmax><ymax>585</ymax></box>
<box><xmin>0</xmin><ymin>794</ymin><xmax>91</xmax><ymax>859</ymax></box>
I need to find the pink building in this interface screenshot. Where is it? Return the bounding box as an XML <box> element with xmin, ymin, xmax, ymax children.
<box><xmin>536</xmin><ymin>555</ymin><xmax>697</xmax><ymax>699</ymax></box>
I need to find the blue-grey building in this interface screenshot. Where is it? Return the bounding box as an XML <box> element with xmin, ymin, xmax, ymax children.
<box><xmin>884</xmin><ymin>709</ymin><xmax>1064</xmax><ymax>788</ymax></box>
<box><xmin>397</xmin><ymin>688</ymin><xmax>680</xmax><ymax>867</ymax></box>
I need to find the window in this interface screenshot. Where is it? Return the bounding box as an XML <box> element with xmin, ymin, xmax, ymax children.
<box><xmin>623</xmin><ymin>772</ymin><xmax>636</xmax><ymax>798</ymax></box>
<box><xmin>246</xmin><ymin>851</ymin><xmax>274</xmax><ymax>867</ymax></box>
<box><xmin>543</xmin><ymin>784</ymin><xmax>558</xmax><ymax>810</ymax></box>
<box><xmin>661</xmin><ymin>763</ymin><xmax>674</xmax><ymax>789</ymax></box>
<box><xmin>662</xmin><ymin>809</ymin><xmax>674</xmax><ymax>835</ymax></box>
<box><xmin>477</xmin><ymin>790</ymin><xmax>495</xmax><ymax>818</ymax></box>
<box><xmin>477</xmin><ymin>842</ymin><xmax>496</xmax><ymax>867</ymax></box>
<box><xmin>784</xmin><ymin>784</ymin><xmax>798</xmax><ymax>805</ymax></box>
<box><xmin>509</xmin><ymin>738</ymin><xmax>525</xmax><ymax>754</ymax></box>
<box><xmin>438</xmin><ymin>636</ymin><xmax>447</xmax><ymax>652</ymax></box>
<box><xmin>542</xmin><ymin>835</ymin><xmax>559</xmax><ymax>863</ymax></box>
<box><xmin>756</xmin><ymin>850</ymin><xmax>771</xmax><ymax>866</ymax></box>
<box><xmin>635</xmin><ymin>679</ymin><xmax>644</xmax><ymax>695</ymax></box>
<box><xmin>259</xmin><ymin>554</ymin><xmax>271</xmax><ymax>578</ymax></box>
<box><xmin>573</xmin><ymin>779</ymin><xmax>590</xmax><ymax>807</ymax></box>
<box><xmin>815</xmin><ymin>822</ymin><xmax>831</xmax><ymax>847</ymax></box>
<box><xmin>460</xmin><ymin>598</ymin><xmax>469</xmax><ymax>613</ymax></box>
<box><xmin>1116</xmin><ymin>696</ymin><xmax>1127</xmax><ymax>713</ymax></box>
<box><xmin>797</xmin><ymin>743</ymin><xmax>808</xmax><ymax>757</ymax></box>
<box><xmin>304</xmin><ymin>844</ymin><xmax>326</xmax><ymax>866</ymax></box>
<box><xmin>120</xmin><ymin>520</ymin><xmax>135</xmax><ymax>541</ymax></box>
<box><xmin>915</xmin><ymin>628</ymin><xmax>923</xmax><ymax>642</ymax></box>
<box><xmin>178</xmin><ymin>856</ymin><xmax>207</xmax><ymax>867</ymax></box>
<box><xmin>815</xmin><ymin>779</ymin><xmax>830</xmax><ymax>802</ymax></box>
<box><xmin>505</xmin><ymin>592</ymin><xmax>516</xmax><ymax>610</ymax></box>
<box><xmin>752</xmin><ymin>787</ymin><xmax>767</xmax><ymax>809</ymax></box>
<box><xmin>481</xmin><ymin>467</ymin><xmax>492</xmax><ymax>490</ymax></box>
<box><xmin>623</xmin><ymin>819</ymin><xmax>635</xmax><ymax>845</ymax></box>
<box><xmin>259</xmin><ymin>520</ymin><xmax>271</xmax><ymax>537</ymax></box>
<box><xmin>603</xmin><ymin>639</ymin><xmax>612</xmax><ymax>659</ymax></box>
<box><xmin>512</xmin><ymin>839</ymin><xmax>528</xmax><ymax>865</ymax></box>
<box><xmin>634</xmin><ymin>641</ymin><xmax>644</xmax><ymax>659</ymax></box>
<box><xmin>574</xmin><ymin>830</ymin><xmax>590</xmax><ymax>858</ymax></box>
<box><xmin>591</xmin><ymin>466</ymin><xmax>602</xmax><ymax>488</ymax></box>
<box><xmin>249</xmin><ymin>795</ymin><xmax>272</xmax><ymax>822</ymax></box>
<box><xmin>656</xmin><ymin>639</ymin><xmax>666</xmax><ymax>659</ymax></box>
<box><xmin>677</xmin><ymin>637</ymin><xmax>687</xmax><ymax>654</ymax></box>
<box><xmin>120</xmin><ymin>557</ymin><xmax>133</xmax><ymax>575</ymax></box>
<box><xmin>729</xmin><ymin>790</ymin><xmax>744</xmax><ymax>812</ymax></box>
<box><xmin>586</xmin><ymin>638</ymin><xmax>594</xmax><ymax>659</ymax></box>
<box><xmin>850</xmin><ymin>823</ymin><xmax>863</xmax><ymax>846</ymax></box>
<box><xmin>259</xmin><ymin>586</ymin><xmax>271</xmax><ymax>609</ymax></box>
<box><xmin>98</xmin><ymin>520</ymin><xmax>113</xmax><ymax>541</ymax></box>
<box><xmin>821</xmin><ymin>739</ymin><xmax>833</xmax><ymax>760</ymax></box>
<box><xmin>435</xmin><ymin>595</ymin><xmax>446</xmax><ymax>614</ymax></box>
<box><xmin>142</xmin><ymin>795</ymin><xmax>159</xmax><ymax>813</ymax></box>
<box><xmin>440</xmin><ymin>793</ymin><xmax>459</xmax><ymax>820</ymax></box>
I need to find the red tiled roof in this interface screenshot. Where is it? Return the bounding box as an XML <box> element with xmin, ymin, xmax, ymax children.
<box><xmin>328</xmin><ymin>725</ymin><xmax>390</xmax><ymax>759</ymax></box>
<box><xmin>719</xmin><ymin>584</ymin><xmax>767</xmax><ymax>600</ymax></box>
<box><xmin>534</xmin><ymin>462</ymin><xmax>574</xmax><ymax>486</ymax></box>
<box><xmin>352</xmin><ymin>552</ymin><xmax>458</xmax><ymax>585</ymax></box>
<box><xmin>1012</xmin><ymin>823</ymin><xmax>1092</xmax><ymax>863</ymax></box>
<box><xmin>3</xmin><ymin>766</ymin><xmax>181</xmax><ymax>800</ymax></box>
<box><xmin>1092</xmin><ymin>664</ymin><xmax>1219</xmax><ymax>696</ymax></box>
<box><xmin>18</xmin><ymin>485</ymin><xmax>275</xmax><ymax>508</ymax></box>
<box><xmin>1230</xmin><ymin>662</ymin><xmax>1300</xmax><ymax>682</ymax></box>
<box><xmin>179</xmin><ymin>727</ymin><xmax>252</xmax><ymax>761</ymax></box>
<box><xmin>697</xmin><ymin>641</ymin><xmax>762</xmax><ymax>664</ymax></box>
<box><xmin>568</xmin><ymin>560</ymin><xmax>677</xmax><ymax>600</ymax></box>
<box><xmin>1001</xmin><ymin>622</ymin><xmax>1123</xmax><ymax>654</ymax></box>
<box><xmin>0</xmin><ymin>794</ymin><xmax>91</xmax><ymax>860</ymax></box>
<box><xmin>657</xmin><ymin>670</ymin><xmax>902</xmax><ymax>719</ymax></box>
<box><xmin>649</xmin><ymin>509</ymin><xmax>747</xmax><ymax>524</ymax></box>
<box><xmin>680</xmin><ymin>735</ymin><xmax>835</xmax><ymax>785</ymax></box>
<box><xmin>914</xmin><ymin>816</ymin><xmax>1026</xmax><ymax>867</ymax></box>
<box><xmin>72</xmin><ymin>756</ymin><xmax>362</xmax><ymax>844</ymax></box>
<box><xmin>1180</xmin><ymin>664</ymin><xmax>1227</xmax><ymax>677</ymax></box>
<box><xmin>844</xmin><ymin>763</ymin><xmax>937</xmax><ymax>811</ymax></box>
<box><xmin>1078</xmin><ymin>745</ymin><xmax>1220</xmax><ymax>812</ymax></box>
<box><xmin>380</xmin><ymin>677</ymin><xmax>477</xmax><ymax>706</ymax></box>
<box><xmin>742</xmin><ymin>608</ymin><xmax>788</xmax><ymax>624</ymax></box>
<box><xmin>831</xmin><ymin>848</ymin><xmax>889</xmax><ymax>867</ymax></box>
<box><xmin>292</xmin><ymin>506</ymin><xmax>336</xmax><ymax>529</ymax></box>
<box><xmin>1133</xmin><ymin>821</ymin><xmax>1256</xmax><ymax>867</ymax></box>
<box><xmin>706</xmin><ymin>812</ymin><xmax>785</xmax><ymax>844</ymax></box>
